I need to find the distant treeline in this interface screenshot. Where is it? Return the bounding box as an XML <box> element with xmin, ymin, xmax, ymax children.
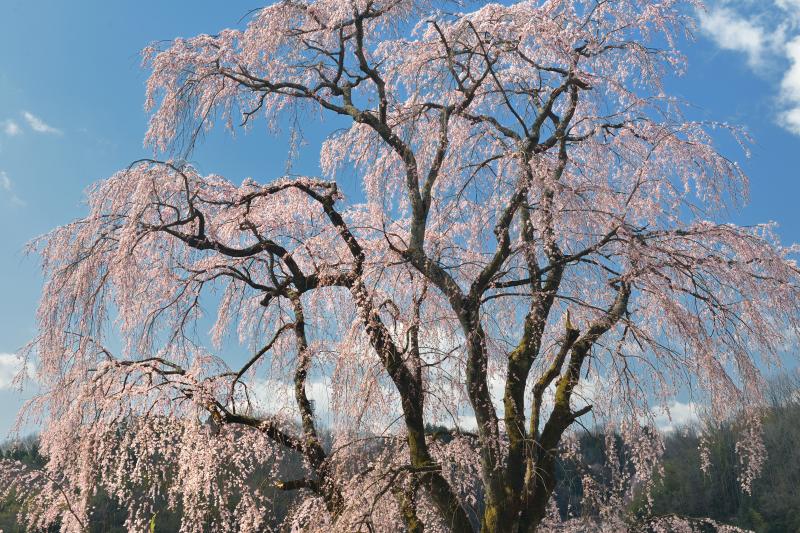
<box><xmin>644</xmin><ymin>372</ymin><xmax>800</xmax><ymax>532</ymax></box>
<box><xmin>3</xmin><ymin>373</ymin><xmax>799</xmax><ymax>532</ymax></box>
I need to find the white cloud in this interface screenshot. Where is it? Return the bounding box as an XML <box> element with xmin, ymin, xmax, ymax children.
<box><xmin>245</xmin><ymin>378</ymin><xmax>333</xmax><ymax>422</ymax></box>
<box><xmin>779</xmin><ymin>36</ymin><xmax>800</xmax><ymax>133</ymax></box>
<box><xmin>2</xmin><ymin>119</ymin><xmax>20</xmax><ymax>136</ymax></box>
<box><xmin>700</xmin><ymin>7</ymin><xmax>767</xmax><ymax>67</ymax></box>
<box><xmin>0</xmin><ymin>353</ymin><xmax>30</xmax><ymax>390</ymax></box>
<box><xmin>781</xmin><ymin>106</ymin><xmax>800</xmax><ymax>133</ymax></box>
<box><xmin>653</xmin><ymin>401</ymin><xmax>700</xmax><ymax>433</ymax></box>
<box><xmin>21</xmin><ymin>111</ymin><xmax>62</xmax><ymax>135</ymax></box>
<box><xmin>700</xmin><ymin>1</ymin><xmax>800</xmax><ymax>135</ymax></box>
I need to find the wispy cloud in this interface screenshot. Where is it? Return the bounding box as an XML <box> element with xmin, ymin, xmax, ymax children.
<box><xmin>21</xmin><ymin>110</ymin><xmax>62</xmax><ymax>135</ymax></box>
<box><xmin>0</xmin><ymin>171</ymin><xmax>26</xmax><ymax>207</ymax></box>
<box><xmin>2</xmin><ymin>119</ymin><xmax>20</xmax><ymax>136</ymax></box>
<box><xmin>700</xmin><ymin>1</ymin><xmax>800</xmax><ymax>135</ymax></box>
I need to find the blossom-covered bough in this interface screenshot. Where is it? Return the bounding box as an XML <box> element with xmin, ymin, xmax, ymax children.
<box><xmin>4</xmin><ymin>0</ymin><xmax>800</xmax><ymax>532</ymax></box>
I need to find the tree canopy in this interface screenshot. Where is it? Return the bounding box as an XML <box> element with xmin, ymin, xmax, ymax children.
<box><xmin>3</xmin><ymin>1</ymin><xmax>800</xmax><ymax>532</ymax></box>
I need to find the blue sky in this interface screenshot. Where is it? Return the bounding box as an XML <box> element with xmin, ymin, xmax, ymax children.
<box><xmin>0</xmin><ymin>0</ymin><xmax>798</xmax><ymax>436</ymax></box>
